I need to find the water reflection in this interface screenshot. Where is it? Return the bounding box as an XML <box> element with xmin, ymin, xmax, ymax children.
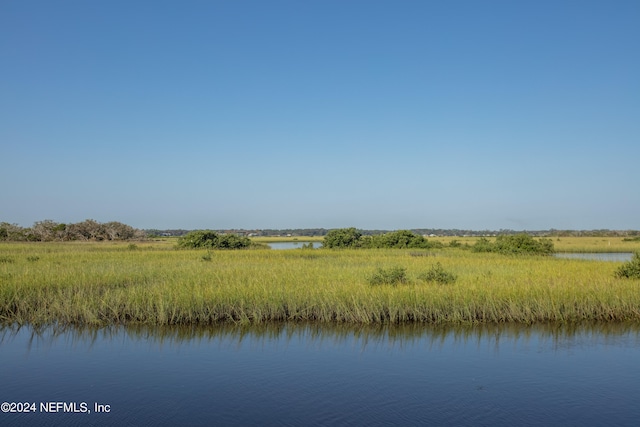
<box><xmin>267</xmin><ymin>241</ymin><xmax>322</xmax><ymax>250</ymax></box>
<box><xmin>554</xmin><ymin>252</ymin><xmax>633</xmax><ymax>262</ymax></box>
<box><xmin>4</xmin><ymin>321</ymin><xmax>640</xmax><ymax>354</ymax></box>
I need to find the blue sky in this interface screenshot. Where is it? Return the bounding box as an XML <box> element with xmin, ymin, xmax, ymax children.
<box><xmin>2</xmin><ymin>0</ymin><xmax>638</xmax><ymax>230</ymax></box>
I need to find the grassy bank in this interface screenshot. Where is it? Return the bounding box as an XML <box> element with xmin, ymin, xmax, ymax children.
<box><xmin>1</xmin><ymin>241</ymin><xmax>639</xmax><ymax>326</ymax></box>
<box><xmin>431</xmin><ymin>236</ymin><xmax>640</xmax><ymax>253</ymax></box>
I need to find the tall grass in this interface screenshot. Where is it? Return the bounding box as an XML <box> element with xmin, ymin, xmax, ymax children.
<box><xmin>1</xmin><ymin>242</ymin><xmax>639</xmax><ymax>326</ymax></box>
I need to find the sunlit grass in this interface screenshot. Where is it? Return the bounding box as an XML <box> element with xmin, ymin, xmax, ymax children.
<box><xmin>1</xmin><ymin>241</ymin><xmax>639</xmax><ymax>326</ymax></box>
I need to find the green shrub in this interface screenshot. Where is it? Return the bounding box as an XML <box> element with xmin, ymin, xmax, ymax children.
<box><xmin>418</xmin><ymin>262</ymin><xmax>457</xmax><ymax>284</ymax></box>
<box><xmin>471</xmin><ymin>237</ymin><xmax>494</xmax><ymax>253</ymax></box>
<box><xmin>616</xmin><ymin>252</ymin><xmax>640</xmax><ymax>279</ymax></box>
<box><xmin>26</xmin><ymin>256</ymin><xmax>40</xmax><ymax>262</ymax></box>
<box><xmin>472</xmin><ymin>234</ymin><xmax>554</xmax><ymax>256</ymax></box>
<box><xmin>324</xmin><ymin>228</ymin><xmax>442</xmax><ymax>250</ymax></box>
<box><xmin>176</xmin><ymin>230</ymin><xmax>251</xmax><ymax>250</ymax></box>
<box><xmin>323</xmin><ymin>227</ymin><xmax>362</xmax><ymax>248</ymax></box>
<box><xmin>368</xmin><ymin>266</ymin><xmax>407</xmax><ymax>285</ymax></box>
<box><xmin>362</xmin><ymin>230</ymin><xmax>441</xmax><ymax>249</ymax></box>
<box><xmin>201</xmin><ymin>251</ymin><xmax>213</xmax><ymax>262</ymax></box>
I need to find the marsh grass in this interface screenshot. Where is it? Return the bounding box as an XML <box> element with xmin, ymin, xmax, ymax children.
<box><xmin>418</xmin><ymin>262</ymin><xmax>457</xmax><ymax>284</ymax></box>
<box><xmin>1</xmin><ymin>242</ymin><xmax>639</xmax><ymax>326</ymax></box>
<box><xmin>368</xmin><ymin>267</ymin><xmax>407</xmax><ymax>285</ymax></box>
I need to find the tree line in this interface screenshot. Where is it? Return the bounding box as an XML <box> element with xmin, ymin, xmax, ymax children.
<box><xmin>146</xmin><ymin>227</ymin><xmax>640</xmax><ymax>238</ymax></box>
<box><xmin>0</xmin><ymin>219</ymin><xmax>144</xmax><ymax>242</ymax></box>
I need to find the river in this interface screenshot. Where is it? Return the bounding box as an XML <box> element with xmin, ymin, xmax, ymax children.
<box><xmin>2</xmin><ymin>322</ymin><xmax>640</xmax><ymax>426</ymax></box>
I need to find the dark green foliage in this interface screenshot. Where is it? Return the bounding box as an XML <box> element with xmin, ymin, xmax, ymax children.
<box><xmin>471</xmin><ymin>237</ymin><xmax>494</xmax><ymax>253</ymax></box>
<box><xmin>176</xmin><ymin>230</ymin><xmax>251</xmax><ymax>250</ymax></box>
<box><xmin>216</xmin><ymin>234</ymin><xmax>253</xmax><ymax>249</ymax></box>
<box><xmin>0</xmin><ymin>256</ymin><xmax>15</xmax><ymax>263</ymax></box>
<box><xmin>472</xmin><ymin>234</ymin><xmax>554</xmax><ymax>256</ymax></box>
<box><xmin>26</xmin><ymin>256</ymin><xmax>40</xmax><ymax>262</ymax></box>
<box><xmin>616</xmin><ymin>252</ymin><xmax>640</xmax><ymax>279</ymax></box>
<box><xmin>362</xmin><ymin>230</ymin><xmax>440</xmax><ymax>249</ymax></box>
<box><xmin>323</xmin><ymin>227</ymin><xmax>362</xmax><ymax>248</ymax></box>
<box><xmin>324</xmin><ymin>228</ymin><xmax>441</xmax><ymax>250</ymax></box>
<box><xmin>418</xmin><ymin>262</ymin><xmax>457</xmax><ymax>284</ymax></box>
<box><xmin>368</xmin><ymin>266</ymin><xmax>407</xmax><ymax>285</ymax></box>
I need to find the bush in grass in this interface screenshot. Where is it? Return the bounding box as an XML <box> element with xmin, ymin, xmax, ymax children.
<box><xmin>472</xmin><ymin>234</ymin><xmax>554</xmax><ymax>256</ymax></box>
<box><xmin>323</xmin><ymin>227</ymin><xmax>362</xmax><ymax>248</ymax></box>
<box><xmin>368</xmin><ymin>267</ymin><xmax>407</xmax><ymax>285</ymax></box>
<box><xmin>448</xmin><ymin>239</ymin><xmax>462</xmax><ymax>248</ymax></box>
<box><xmin>418</xmin><ymin>262</ymin><xmax>457</xmax><ymax>285</ymax></box>
<box><xmin>324</xmin><ymin>228</ymin><xmax>442</xmax><ymax>250</ymax></box>
<box><xmin>176</xmin><ymin>230</ymin><xmax>251</xmax><ymax>250</ymax></box>
<box><xmin>616</xmin><ymin>252</ymin><xmax>640</xmax><ymax>279</ymax></box>
<box><xmin>472</xmin><ymin>237</ymin><xmax>494</xmax><ymax>253</ymax></box>
<box><xmin>362</xmin><ymin>230</ymin><xmax>442</xmax><ymax>249</ymax></box>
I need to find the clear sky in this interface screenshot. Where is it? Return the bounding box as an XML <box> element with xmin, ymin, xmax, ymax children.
<box><xmin>2</xmin><ymin>0</ymin><xmax>638</xmax><ymax>231</ymax></box>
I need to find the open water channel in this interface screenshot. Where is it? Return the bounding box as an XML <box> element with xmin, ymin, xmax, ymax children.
<box><xmin>2</xmin><ymin>322</ymin><xmax>640</xmax><ymax>426</ymax></box>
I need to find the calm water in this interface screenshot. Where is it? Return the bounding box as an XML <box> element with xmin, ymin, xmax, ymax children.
<box><xmin>2</xmin><ymin>322</ymin><xmax>640</xmax><ymax>426</ymax></box>
<box><xmin>267</xmin><ymin>241</ymin><xmax>322</xmax><ymax>250</ymax></box>
<box><xmin>554</xmin><ymin>252</ymin><xmax>633</xmax><ymax>262</ymax></box>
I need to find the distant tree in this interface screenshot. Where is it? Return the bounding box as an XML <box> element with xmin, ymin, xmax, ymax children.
<box><xmin>104</xmin><ymin>221</ymin><xmax>141</xmax><ymax>240</ymax></box>
<box><xmin>0</xmin><ymin>222</ymin><xmax>27</xmax><ymax>241</ymax></box>
<box><xmin>0</xmin><ymin>219</ymin><xmax>142</xmax><ymax>241</ymax></box>
<box><xmin>31</xmin><ymin>220</ymin><xmax>63</xmax><ymax>241</ymax></box>
<box><xmin>0</xmin><ymin>222</ymin><xmax>20</xmax><ymax>240</ymax></box>
<box><xmin>64</xmin><ymin>219</ymin><xmax>107</xmax><ymax>240</ymax></box>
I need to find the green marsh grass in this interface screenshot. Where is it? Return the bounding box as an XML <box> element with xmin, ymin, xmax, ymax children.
<box><xmin>1</xmin><ymin>241</ymin><xmax>639</xmax><ymax>326</ymax></box>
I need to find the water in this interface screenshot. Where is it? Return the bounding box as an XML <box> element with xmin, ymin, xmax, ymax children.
<box><xmin>2</xmin><ymin>322</ymin><xmax>640</xmax><ymax>426</ymax></box>
<box><xmin>267</xmin><ymin>241</ymin><xmax>322</xmax><ymax>250</ymax></box>
<box><xmin>555</xmin><ymin>252</ymin><xmax>633</xmax><ymax>262</ymax></box>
